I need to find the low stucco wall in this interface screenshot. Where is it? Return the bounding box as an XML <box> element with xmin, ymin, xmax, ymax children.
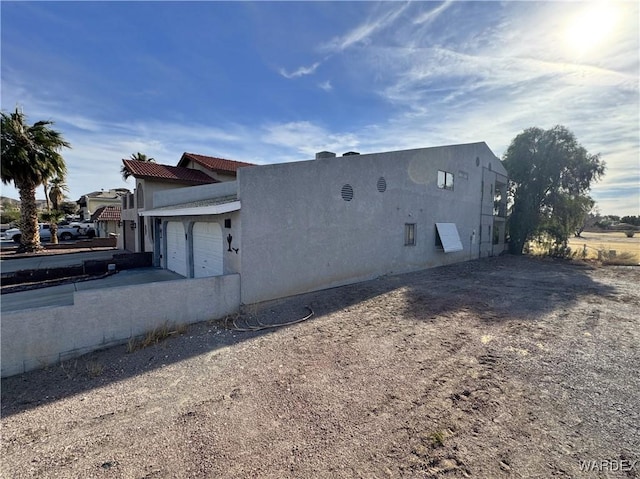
<box><xmin>1</xmin><ymin>274</ymin><xmax>240</xmax><ymax>378</ymax></box>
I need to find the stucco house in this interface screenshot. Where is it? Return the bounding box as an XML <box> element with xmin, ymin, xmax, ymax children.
<box><xmin>76</xmin><ymin>188</ymin><xmax>129</xmax><ymax>221</ymax></box>
<box><xmin>92</xmin><ymin>205</ymin><xmax>121</xmax><ymax>238</ymax></box>
<box><xmin>120</xmin><ymin>154</ymin><xmax>255</xmax><ymax>252</ymax></box>
<box><xmin>140</xmin><ymin>142</ymin><xmax>509</xmax><ymax>305</ymax></box>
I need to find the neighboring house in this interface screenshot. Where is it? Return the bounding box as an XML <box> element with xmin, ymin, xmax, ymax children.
<box><xmin>77</xmin><ymin>189</ymin><xmax>129</xmax><ymax>221</ymax></box>
<box><xmin>140</xmin><ymin>142</ymin><xmax>509</xmax><ymax>305</ymax></box>
<box><xmin>120</xmin><ymin>155</ymin><xmax>253</xmax><ymax>252</ymax></box>
<box><xmin>92</xmin><ymin>205</ymin><xmax>121</xmax><ymax>238</ymax></box>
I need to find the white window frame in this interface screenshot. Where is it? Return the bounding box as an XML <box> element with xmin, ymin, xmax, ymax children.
<box><xmin>437</xmin><ymin>170</ymin><xmax>454</xmax><ymax>190</ymax></box>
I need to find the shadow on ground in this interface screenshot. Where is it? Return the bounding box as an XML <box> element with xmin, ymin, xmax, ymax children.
<box><xmin>1</xmin><ymin>255</ymin><xmax>617</xmax><ymax>417</ymax></box>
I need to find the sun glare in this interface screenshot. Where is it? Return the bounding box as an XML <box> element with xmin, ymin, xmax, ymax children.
<box><xmin>564</xmin><ymin>3</ymin><xmax>619</xmax><ymax>56</ymax></box>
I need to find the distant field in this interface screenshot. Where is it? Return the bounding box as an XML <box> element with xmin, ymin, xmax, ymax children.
<box><xmin>567</xmin><ymin>231</ymin><xmax>640</xmax><ymax>262</ymax></box>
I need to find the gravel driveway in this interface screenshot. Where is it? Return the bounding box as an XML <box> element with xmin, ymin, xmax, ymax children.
<box><xmin>2</xmin><ymin>256</ymin><xmax>638</xmax><ymax>478</ymax></box>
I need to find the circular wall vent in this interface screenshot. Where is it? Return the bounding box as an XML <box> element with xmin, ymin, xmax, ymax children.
<box><xmin>341</xmin><ymin>184</ymin><xmax>354</xmax><ymax>201</ymax></box>
<box><xmin>377</xmin><ymin>177</ymin><xmax>387</xmax><ymax>192</ymax></box>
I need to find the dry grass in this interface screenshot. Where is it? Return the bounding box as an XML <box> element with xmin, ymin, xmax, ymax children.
<box><xmin>527</xmin><ymin>231</ymin><xmax>639</xmax><ymax>265</ymax></box>
<box><xmin>85</xmin><ymin>361</ymin><xmax>104</xmax><ymax>378</ymax></box>
<box><xmin>126</xmin><ymin>322</ymin><xmax>189</xmax><ymax>353</ymax></box>
<box><xmin>568</xmin><ymin>231</ymin><xmax>640</xmax><ymax>264</ymax></box>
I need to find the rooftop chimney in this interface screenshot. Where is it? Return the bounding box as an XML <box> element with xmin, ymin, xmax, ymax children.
<box><xmin>315</xmin><ymin>151</ymin><xmax>336</xmax><ymax>159</ymax></box>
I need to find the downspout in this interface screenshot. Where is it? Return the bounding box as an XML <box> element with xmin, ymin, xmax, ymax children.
<box><xmin>479</xmin><ymin>172</ymin><xmax>484</xmax><ymax>259</ymax></box>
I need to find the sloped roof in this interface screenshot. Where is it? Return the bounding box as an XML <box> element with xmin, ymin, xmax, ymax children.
<box><xmin>122</xmin><ymin>159</ymin><xmax>218</xmax><ymax>185</ymax></box>
<box><xmin>79</xmin><ymin>188</ymin><xmax>129</xmax><ymax>200</ymax></box>
<box><xmin>92</xmin><ymin>205</ymin><xmax>122</xmax><ymax>222</ymax></box>
<box><xmin>178</xmin><ymin>153</ymin><xmax>256</xmax><ymax>174</ymax></box>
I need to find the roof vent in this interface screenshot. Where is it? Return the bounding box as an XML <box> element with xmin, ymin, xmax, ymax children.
<box><xmin>342</xmin><ymin>151</ymin><xmax>360</xmax><ymax>156</ymax></box>
<box><xmin>315</xmin><ymin>151</ymin><xmax>336</xmax><ymax>159</ymax></box>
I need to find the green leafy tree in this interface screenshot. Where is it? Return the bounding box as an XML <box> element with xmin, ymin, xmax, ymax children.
<box><xmin>59</xmin><ymin>200</ymin><xmax>79</xmax><ymax>216</ymax></box>
<box><xmin>502</xmin><ymin>125</ymin><xmax>605</xmax><ymax>254</ymax></box>
<box><xmin>620</xmin><ymin>215</ymin><xmax>640</xmax><ymax>226</ymax></box>
<box><xmin>121</xmin><ymin>152</ymin><xmax>155</xmax><ymax>180</ymax></box>
<box><xmin>1</xmin><ymin>208</ymin><xmax>21</xmax><ymax>225</ymax></box>
<box><xmin>1</xmin><ymin>108</ymin><xmax>70</xmax><ymax>252</ymax></box>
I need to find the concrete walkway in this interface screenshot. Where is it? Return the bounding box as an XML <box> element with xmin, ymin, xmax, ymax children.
<box><xmin>1</xmin><ymin>268</ymin><xmax>184</xmax><ymax>312</ymax></box>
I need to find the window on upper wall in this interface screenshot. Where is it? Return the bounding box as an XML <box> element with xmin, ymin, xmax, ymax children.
<box><xmin>437</xmin><ymin>170</ymin><xmax>454</xmax><ymax>190</ymax></box>
<box><xmin>405</xmin><ymin>223</ymin><xmax>416</xmax><ymax>246</ymax></box>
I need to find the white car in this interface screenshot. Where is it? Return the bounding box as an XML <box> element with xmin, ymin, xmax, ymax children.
<box><xmin>4</xmin><ymin>223</ymin><xmax>83</xmax><ymax>243</ymax></box>
<box><xmin>67</xmin><ymin>221</ymin><xmax>97</xmax><ymax>237</ymax></box>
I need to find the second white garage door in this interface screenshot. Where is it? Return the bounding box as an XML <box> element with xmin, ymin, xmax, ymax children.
<box><xmin>166</xmin><ymin>221</ymin><xmax>187</xmax><ymax>277</ymax></box>
<box><xmin>193</xmin><ymin>222</ymin><xmax>223</xmax><ymax>278</ymax></box>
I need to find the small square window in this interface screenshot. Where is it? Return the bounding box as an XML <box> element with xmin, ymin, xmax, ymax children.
<box><xmin>405</xmin><ymin>223</ymin><xmax>416</xmax><ymax>246</ymax></box>
<box><xmin>437</xmin><ymin>170</ymin><xmax>454</xmax><ymax>190</ymax></box>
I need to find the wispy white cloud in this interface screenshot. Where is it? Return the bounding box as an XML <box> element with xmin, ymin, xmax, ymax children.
<box><xmin>322</xmin><ymin>2</ymin><xmax>410</xmax><ymax>53</ymax></box>
<box><xmin>318</xmin><ymin>80</ymin><xmax>332</xmax><ymax>92</ymax></box>
<box><xmin>278</xmin><ymin>62</ymin><xmax>321</xmax><ymax>79</ymax></box>
<box><xmin>413</xmin><ymin>0</ymin><xmax>453</xmax><ymax>25</ymax></box>
<box><xmin>261</xmin><ymin>121</ymin><xmax>359</xmax><ymax>158</ymax></box>
<box><xmin>278</xmin><ymin>3</ymin><xmax>411</xmax><ymax>80</ymax></box>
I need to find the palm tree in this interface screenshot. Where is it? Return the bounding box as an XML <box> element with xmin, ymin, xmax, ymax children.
<box><xmin>43</xmin><ymin>179</ymin><xmax>51</xmax><ymax>212</ymax></box>
<box><xmin>121</xmin><ymin>152</ymin><xmax>155</xmax><ymax>180</ymax></box>
<box><xmin>40</xmin><ymin>210</ymin><xmax>65</xmax><ymax>245</ymax></box>
<box><xmin>47</xmin><ymin>176</ymin><xmax>69</xmax><ymax>244</ymax></box>
<box><xmin>48</xmin><ymin>176</ymin><xmax>69</xmax><ymax>210</ymax></box>
<box><xmin>1</xmin><ymin>107</ymin><xmax>70</xmax><ymax>252</ymax></box>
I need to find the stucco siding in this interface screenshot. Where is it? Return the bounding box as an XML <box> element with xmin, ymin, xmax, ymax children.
<box><xmin>238</xmin><ymin>143</ymin><xmax>503</xmax><ymax>304</ymax></box>
<box><xmin>1</xmin><ymin>274</ymin><xmax>241</xmax><ymax>378</ymax></box>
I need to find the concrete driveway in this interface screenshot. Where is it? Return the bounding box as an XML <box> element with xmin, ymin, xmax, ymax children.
<box><xmin>1</xmin><ymin>268</ymin><xmax>184</xmax><ymax>312</ymax></box>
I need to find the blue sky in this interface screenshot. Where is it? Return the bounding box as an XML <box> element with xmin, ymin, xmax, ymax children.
<box><xmin>1</xmin><ymin>1</ymin><xmax>638</xmax><ymax>215</ymax></box>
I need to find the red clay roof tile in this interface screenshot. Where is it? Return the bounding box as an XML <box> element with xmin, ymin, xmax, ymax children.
<box><xmin>179</xmin><ymin>153</ymin><xmax>256</xmax><ymax>174</ymax></box>
<box><xmin>122</xmin><ymin>159</ymin><xmax>218</xmax><ymax>185</ymax></box>
<box><xmin>93</xmin><ymin>206</ymin><xmax>121</xmax><ymax>222</ymax></box>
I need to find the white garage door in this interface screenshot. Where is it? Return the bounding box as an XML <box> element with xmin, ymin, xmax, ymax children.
<box><xmin>193</xmin><ymin>222</ymin><xmax>223</xmax><ymax>278</ymax></box>
<box><xmin>166</xmin><ymin>222</ymin><xmax>187</xmax><ymax>277</ymax></box>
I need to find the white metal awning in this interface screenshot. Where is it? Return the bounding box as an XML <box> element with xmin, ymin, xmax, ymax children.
<box><xmin>140</xmin><ymin>198</ymin><xmax>240</xmax><ymax>217</ymax></box>
<box><xmin>435</xmin><ymin>223</ymin><xmax>464</xmax><ymax>253</ymax></box>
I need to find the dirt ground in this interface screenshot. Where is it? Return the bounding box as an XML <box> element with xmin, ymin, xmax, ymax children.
<box><xmin>1</xmin><ymin>256</ymin><xmax>639</xmax><ymax>478</ymax></box>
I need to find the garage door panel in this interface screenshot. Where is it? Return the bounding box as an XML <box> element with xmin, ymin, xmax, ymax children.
<box><xmin>193</xmin><ymin>222</ymin><xmax>223</xmax><ymax>278</ymax></box>
<box><xmin>166</xmin><ymin>222</ymin><xmax>187</xmax><ymax>277</ymax></box>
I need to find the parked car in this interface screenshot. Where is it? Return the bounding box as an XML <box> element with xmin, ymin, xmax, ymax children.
<box><xmin>68</xmin><ymin>220</ymin><xmax>97</xmax><ymax>238</ymax></box>
<box><xmin>4</xmin><ymin>223</ymin><xmax>84</xmax><ymax>243</ymax></box>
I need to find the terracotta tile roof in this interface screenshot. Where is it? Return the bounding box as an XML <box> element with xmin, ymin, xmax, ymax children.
<box><xmin>93</xmin><ymin>206</ymin><xmax>121</xmax><ymax>222</ymax></box>
<box><xmin>179</xmin><ymin>153</ymin><xmax>256</xmax><ymax>174</ymax></box>
<box><xmin>122</xmin><ymin>159</ymin><xmax>218</xmax><ymax>185</ymax></box>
